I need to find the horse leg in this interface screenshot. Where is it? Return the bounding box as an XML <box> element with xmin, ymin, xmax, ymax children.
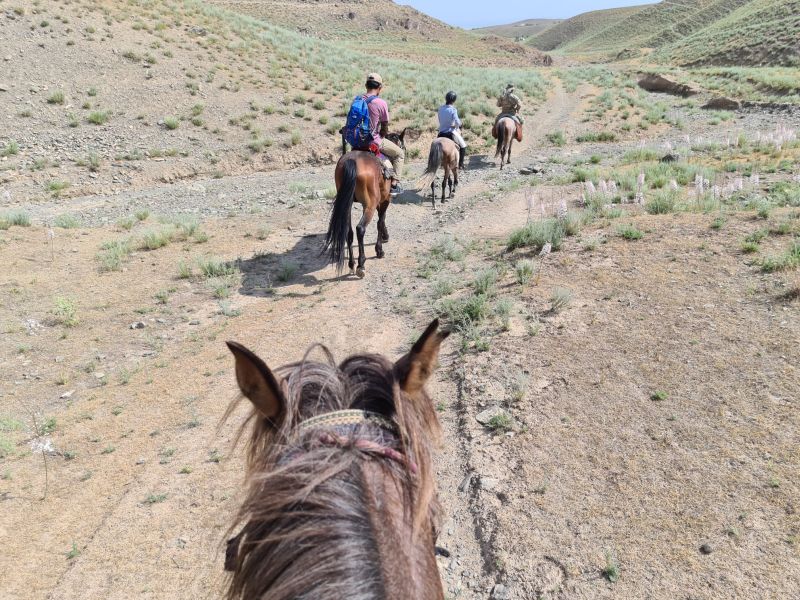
<box><xmin>347</xmin><ymin>220</ymin><xmax>355</xmax><ymax>275</ymax></box>
<box><xmin>355</xmin><ymin>206</ymin><xmax>374</xmax><ymax>278</ymax></box>
<box><xmin>431</xmin><ymin>179</ymin><xmax>436</xmax><ymax>209</ymax></box>
<box><xmin>375</xmin><ymin>204</ymin><xmax>388</xmax><ymax>259</ymax></box>
<box><xmin>507</xmin><ymin>139</ymin><xmax>513</xmax><ymax>166</ymax></box>
<box><xmin>452</xmin><ymin>165</ymin><xmax>459</xmax><ymax>198</ymax></box>
<box><xmin>378</xmin><ymin>202</ymin><xmax>389</xmax><ymax>243</ymax></box>
<box><xmin>441</xmin><ymin>163</ymin><xmax>449</xmax><ymax>203</ymax></box>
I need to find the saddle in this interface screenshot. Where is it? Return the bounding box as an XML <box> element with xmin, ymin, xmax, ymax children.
<box><xmin>437</xmin><ymin>131</ymin><xmax>456</xmax><ymax>142</ymax></box>
<box><xmin>353</xmin><ymin>143</ymin><xmax>394</xmax><ymax>180</ymax></box>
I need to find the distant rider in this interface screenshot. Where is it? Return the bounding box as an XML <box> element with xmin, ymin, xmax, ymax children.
<box><xmin>493</xmin><ymin>83</ymin><xmax>523</xmax><ymax>140</ymax></box>
<box><xmin>437</xmin><ymin>91</ymin><xmax>467</xmax><ymax>170</ymax></box>
<box><xmin>361</xmin><ymin>73</ymin><xmax>405</xmax><ymax>196</ymax></box>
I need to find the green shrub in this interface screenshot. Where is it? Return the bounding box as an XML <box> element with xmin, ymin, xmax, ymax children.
<box><xmin>472</xmin><ymin>268</ymin><xmax>499</xmax><ymax>296</ymax></box>
<box><xmin>436</xmin><ymin>294</ymin><xmax>489</xmax><ymax>330</ymax></box>
<box><xmin>97</xmin><ymin>239</ymin><xmax>132</xmax><ymax>272</ymax></box>
<box><xmin>617</xmin><ymin>224</ymin><xmax>643</xmax><ymax>240</ymax></box>
<box><xmin>1</xmin><ymin>140</ymin><xmax>19</xmax><ymax>157</ymax></box>
<box><xmin>769</xmin><ymin>182</ymin><xmax>800</xmax><ymax>207</ymax></box>
<box><xmin>546</xmin><ymin>131</ymin><xmax>565</xmax><ymax>146</ymax></box>
<box><xmin>54</xmin><ymin>297</ymin><xmax>79</xmax><ymax>327</ymax></box>
<box><xmin>621</xmin><ymin>148</ymin><xmax>659</xmax><ymax>163</ymax></box>
<box><xmin>54</xmin><ymin>214</ymin><xmax>80</xmax><ymax>229</ymax></box>
<box><xmin>87</xmin><ymin>111</ymin><xmax>109</xmax><ymax>125</ymax></box>
<box><xmin>487</xmin><ymin>413</ymin><xmax>512</xmax><ymax>431</ymax></box>
<box><xmin>576</xmin><ymin>131</ymin><xmax>616</xmax><ymax>143</ymax></box>
<box><xmin>1</xmin><ymin>211</ymin><xmax>31</xmax><ymax>227</ymax></box>
<box><xmin>550</xmin><ymin>287</ymin><xmax>572</xmax><ymax>313</ymax></box>
<box><xmin>645</xmin><ymin>190</ymin><xmax>677</xmax><ymax>214</ymax></box>
<box><xmin>507</xmin><ymin>218</ymin><xmax>564</xmax><ymax>252</ymax></box>
<box><xmin>761</xmin><ymin>242</ymin><xmax>800</xmax><ymax>273</ymax></box>
<box><xmin>514</xmin><ymin>259</ymin><xmax>535</xmax><ymax>285</ymax></box>
<box><xmin>198</xmin><ymin>257</ymin><xmax>236</xmax><ymax>278</ymax></box>
<box><xmin>138</xmin><ymin>228</ymin><xmax>174</xmax><ymax>250</ymax></box>
<box><xmin>46</xmin><ymin>180</ymin><xmax>70</xmax><ymax>196</ymax></box>
<box><xmin>47</xmin><ymin>91</ymin><xmax>65</xmax><ymax>105</ymax></box>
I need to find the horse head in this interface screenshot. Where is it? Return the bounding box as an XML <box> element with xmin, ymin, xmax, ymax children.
<box><xmin>386</xmin><ymin>128</ymin><xmax>407</xmax><ymax>151</ymax></box>
<box><xmin>224</xmin><ymin>320</ymin><xmax>449</xmax><ymax>599</ymax></box>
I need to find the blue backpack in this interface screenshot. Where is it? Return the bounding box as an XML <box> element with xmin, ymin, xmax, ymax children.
<box><xmin>344</xmin><ymin>95</ymin><xmax>377</xmax><ymax>149</ymax></box>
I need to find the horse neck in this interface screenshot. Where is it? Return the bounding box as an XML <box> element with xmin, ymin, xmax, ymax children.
<box><xmin>231</xmin><ymin>445</ymin><xmax>443</xmax><ymax>600</ymax></box>
<box><xmin>361</xmin><ymin>461</ymin><xmax>444</xmax><ymax>600</ymax></box>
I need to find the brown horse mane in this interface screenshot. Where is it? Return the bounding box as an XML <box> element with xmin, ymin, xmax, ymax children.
<box><xmin>223</xmin><ymin>347</ymin><xmax>441</xmax><ymax>600</ymax></box>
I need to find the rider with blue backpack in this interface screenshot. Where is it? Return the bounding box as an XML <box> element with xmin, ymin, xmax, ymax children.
<box><xmin>343</xmin><ymin>73</ymin><xmax>404</xmax><ymax>196</ymax></box>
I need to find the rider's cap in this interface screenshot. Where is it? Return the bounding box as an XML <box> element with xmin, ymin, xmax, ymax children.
<box><xmin>367</xmin><ymin>73</ymin><xmax>383</xmax><ymax>86</ymax></box>
<box><xmin>506</xmin><ymin>83</ymin><xmax>515</xmax><ymax>90</ymax></box>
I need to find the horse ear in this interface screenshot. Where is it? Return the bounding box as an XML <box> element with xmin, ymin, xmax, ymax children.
<box><xmin>395</xmin><ymin>319</ymin><xmax>449</xmax><ymax>394</ymax></box>
<box><xmin>400</xmin><ymin>127</ymin><xmax>407</xmax><ymax>142</ymax></box>
<box><xmin>226</xmin><ymin>341</ymin><xmax>285</xmax><ymax>420</ymax></box>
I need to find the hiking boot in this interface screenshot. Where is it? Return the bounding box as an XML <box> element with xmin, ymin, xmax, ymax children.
<box><xmin>390</xmin><ymin>182</ymin><xmax>404</xmax><ymax>197</ymax></box>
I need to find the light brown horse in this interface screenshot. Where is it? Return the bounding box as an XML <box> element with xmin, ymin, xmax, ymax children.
<box><xmin>417</xmin><ymin>136</ymin><xmax>459</xmax><ymax>208</ymax></box>
<box><xmin>224</xmin><ymin>319</ymin><xmax>449</xmax><ymax>600</ymax></box>
<box><xmin>323</xmin><ymin>130</ymin><xmax>406</xmax><ymax>278</ymax></box>
<box><xmin>495</xmin><ymin>116</ymin><xmax>516</xmax><ymax>170</ymax></box>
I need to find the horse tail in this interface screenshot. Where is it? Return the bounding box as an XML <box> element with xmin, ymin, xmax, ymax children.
<box><xmin>416</xmin><ymin>141</ymin><xmax>443</xmax><ymax>189</ymax></box>
<box><xmin>323</xmin><ymin>158</ymin><xmax>357</xmax><ymax>272</ymax></box>
<box><xmin>495</xmin><ymin>120</ymin><xmax>507</xmax><ymax>158</ymax></box>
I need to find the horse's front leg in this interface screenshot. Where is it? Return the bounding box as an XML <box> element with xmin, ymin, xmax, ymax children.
<box><xmin>431</xmin><ymin>180</ymin><xmax>436</xmax><ymax>209</ymax></box>
<box><xmin>441</xmin><ymin>176</ymin><xmax>447</xmax><ymax>205</ymax></box>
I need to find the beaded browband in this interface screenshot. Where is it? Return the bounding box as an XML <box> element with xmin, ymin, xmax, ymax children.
<box><xmin>297</xmin><ymin>409</ymin><xmax>398</xmax><ymax>434</ymax></box>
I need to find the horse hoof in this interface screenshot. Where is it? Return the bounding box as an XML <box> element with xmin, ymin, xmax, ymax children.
<box><xmin>381</xmin><ymin>234</ymin><xmax>389</xmax><ymax>243</ymax></box>
<box><xmin>376</xmin><ymin>251</ymin><xmax>385</xmax><ymax>259</ymax></box>
<box><xmin>349</xmin><ymin>267</ymin><xmax>355</xmax><ymax>276</ymax></box>
<box><xmin>356</xmin><ymin>267</ymin><xmax>365</xmax><ymax>278</ymax></box>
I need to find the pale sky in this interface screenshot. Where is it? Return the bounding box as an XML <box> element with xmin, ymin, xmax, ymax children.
<box><xmin>397</xmin><ymin>1</ymin><xmax>648</xmax><ymax>29</ymax></box>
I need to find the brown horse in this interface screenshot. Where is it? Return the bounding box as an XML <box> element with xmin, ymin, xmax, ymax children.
<box><xmin>495</xmin><ymin>116</ymin><xmax>516</xmax><ymax>170</ymax></box>
<box><xmin>323</xmin><ymin>130</ymin><xmax>406</xmax><ymax>278</ymax></box>
<box><xmin>417</xmin><ymin>136</ymin><xmax>459</xmax><ymax>208</ymax></box>
<box><xmin>224</xmin><ymin>319</ymin><xmax>449</xmax><ymax>600</ymax></box>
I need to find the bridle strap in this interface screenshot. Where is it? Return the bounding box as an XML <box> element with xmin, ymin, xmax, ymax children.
<box><xmin>297</xmin><ymin>409</ymin><xmax>397</xmax><ymax>435</ymax></box>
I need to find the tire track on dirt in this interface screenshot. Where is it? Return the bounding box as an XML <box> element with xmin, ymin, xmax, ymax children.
<box><xmin>352</xmin><ymin>80</ymin><xmax>584</xmax><ymax>598</ymax></box>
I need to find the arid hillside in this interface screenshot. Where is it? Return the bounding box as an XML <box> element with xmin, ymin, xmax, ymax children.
<box><xmin>528</xmin><ymin>4</ymin><xmax>650</xmax><ymax>53</ymax></box>
<box><xmin>528</xmin><ymin>0</ymin><xmax>800</xmax><ymax>66</ymax></box>
<box><xmin>0</xmin><ymin>0</ymin><xmax>548</xmax><ymax>205</ymax></box>
<box><xmin>208</xmin><ymin>0</ymin><xmax>552</xmax><ymax>67</ymax></box>
<box><xmin>475</xmin><ymin>18</ymin><xmax>562</xmax><ymax>41</ymax></box>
